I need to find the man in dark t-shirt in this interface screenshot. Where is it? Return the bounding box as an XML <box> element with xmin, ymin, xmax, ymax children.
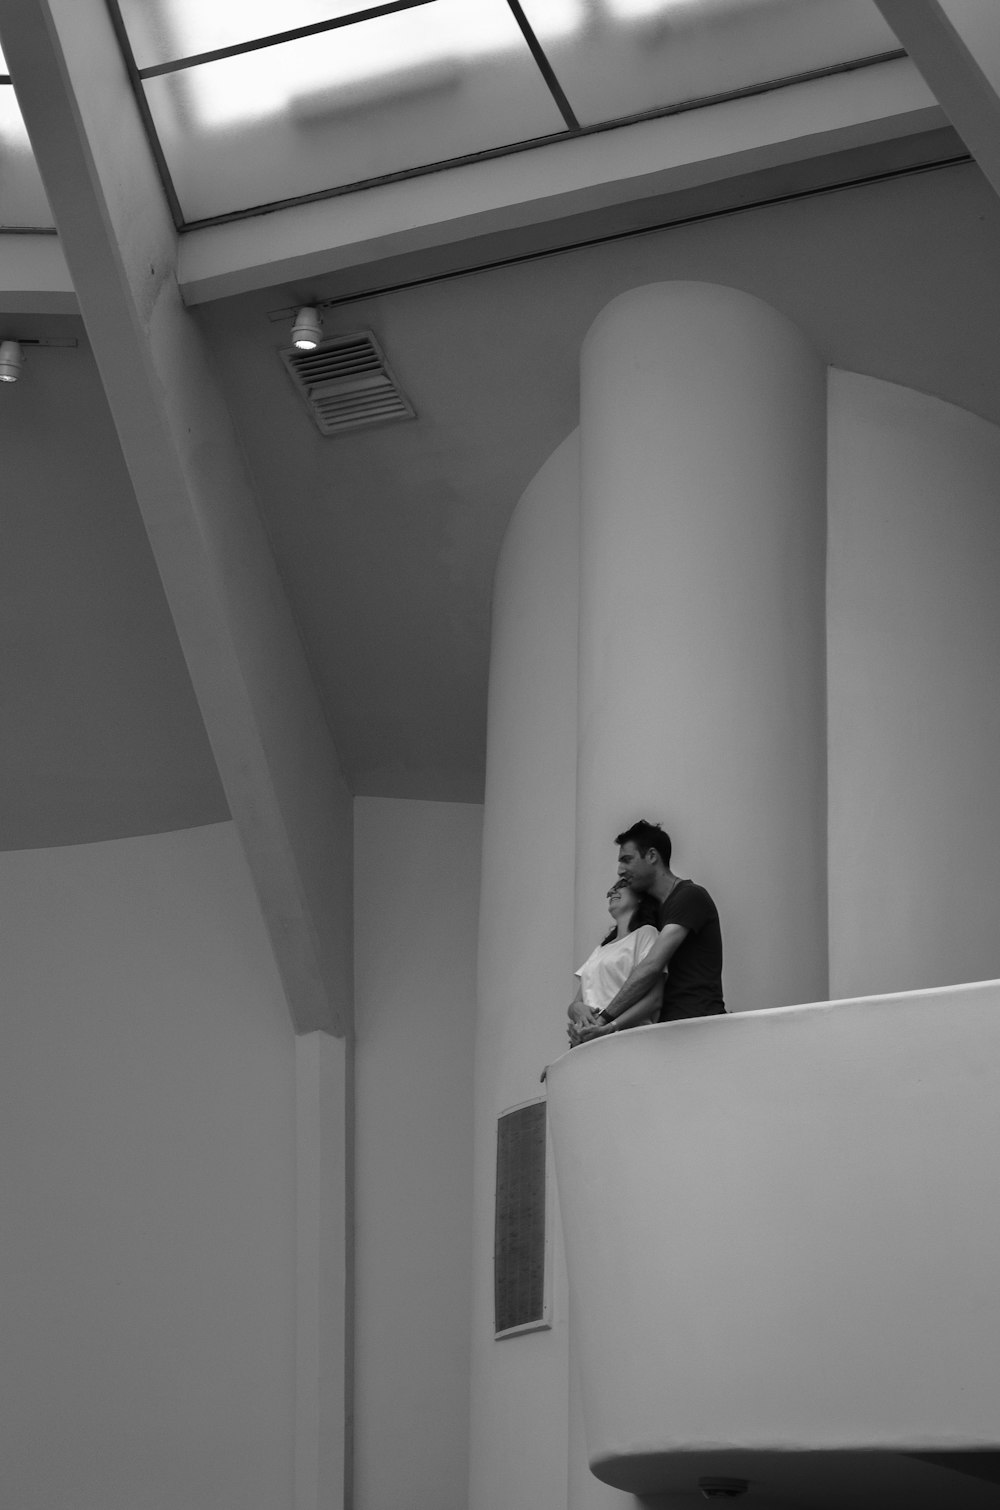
<box><xmin>653</xmin><ymin>875</ymin><xmax>724</xmax><ymax>1021</ymax></box>
<box><xmin>569</xmin><ymin>819</ymin><xmax>724</xmax><ymax>1043</ymax></box>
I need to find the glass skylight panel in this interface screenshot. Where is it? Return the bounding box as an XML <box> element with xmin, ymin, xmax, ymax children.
<box><xmin>106</xmin><ymin>0</ymin><xmax>908</xmax><ymax>227</ymax></box>
<box><xmin>117</xmin><ymin>0</ymin><xmax>397</xmax><ymax>71</ymax></box>
<box><xmin>0</xmin><ymin>83</ymin><xmax>55</xmax><ymax>229</ymax></box>
<box><xmin>517</xmin><ymin>0</ymin><xmax>901</xmax><ymax>127</ymax></box>
<box><xmin>140</xmin><ymin>0</ymin><xmax>567</xmax><ymax>221</ymax></box>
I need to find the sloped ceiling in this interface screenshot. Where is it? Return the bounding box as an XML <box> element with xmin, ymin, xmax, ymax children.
<box><xmin>4</xmin><ymin>158</ymin><xmax>1000</xmax><ymax>844</ymax></box>
<box><xmin>200</xmin><ymin>158</ymin><xmax>1000</xmax><ymax>799</ymax></box>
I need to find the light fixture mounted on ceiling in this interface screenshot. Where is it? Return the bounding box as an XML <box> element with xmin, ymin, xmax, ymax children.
<box><xmin>0</xmin><ymin>335</ymin><xmax>78</xmax><ymax>386</ymax></box>
<box><xmin>0</xmin><ymin>340</ymin><xmax>23</xmax><ymax>383</ymax></box>
<box><xmin>291</xmin><ymin>306</ymin><xmax>323</xmax><ymax>350</ymax></box>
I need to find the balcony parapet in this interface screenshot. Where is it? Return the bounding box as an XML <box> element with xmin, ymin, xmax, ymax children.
<box><xmin>546</xmin><ymin>982</ymin><xmax>1000</xmax><ymax>1508</ymax></box>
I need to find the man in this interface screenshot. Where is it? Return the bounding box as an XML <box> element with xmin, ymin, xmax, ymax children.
<box><xmin>569</xmin><ymin>820</ymin><xmax>724</xmax><ymax>1044</ymax></box>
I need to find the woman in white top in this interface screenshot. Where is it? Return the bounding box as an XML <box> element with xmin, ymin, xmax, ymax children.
<box><xmin>568</xmin><ymin>881</ymin><xmax>663</xmax><ymax>1039</ymax></box>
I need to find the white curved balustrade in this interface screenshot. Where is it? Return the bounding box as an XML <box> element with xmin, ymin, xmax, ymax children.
<box><xmin>546</xmin><ymin>983</ymin><xmax>1000</xmax><ymax>1508</ymax></box>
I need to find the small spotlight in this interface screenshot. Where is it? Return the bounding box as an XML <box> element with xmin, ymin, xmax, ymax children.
<box><xmin>0</xmin><ymin>340</ymin><xmax>23</xmax><ymax>383</ymax></box>
<box><xmin>292</xmin><ymin>306</ymin><xmax>322</xmax><ymax>350</ymax></box>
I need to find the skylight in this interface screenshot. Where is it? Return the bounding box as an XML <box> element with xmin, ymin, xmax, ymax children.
<box><xmin>0</xmin><ymin>69</ymin><xmax>54</xmax><ymax>230</ymax></box>
<box><xmin>1</xmin><ymin>1</ymin><xmax>904</xmax><ymax>233</ymax></box>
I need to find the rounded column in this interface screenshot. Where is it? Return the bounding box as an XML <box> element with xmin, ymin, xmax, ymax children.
<box><xmin>576</xmin><ymin>282</ymin><xmax>828</xmax><ymax>1011</ymax></box>
<box><xmin>470</xmin><ymin>432</ymin><xmax>579</xmax><ymax>1510</ymax></box>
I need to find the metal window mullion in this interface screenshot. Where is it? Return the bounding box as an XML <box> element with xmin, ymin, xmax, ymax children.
<box><xmin>102</xmin><ymin>0</ymin><xmax>186</xmax><ymax>229</ymax></box>
<box><xmin>503</xmin><ymin>0</ymin><xmax>579</xmax><ymax>132</ymax></box>
<box><xmin>135</xmin><ymin>0</ymin><xmax>440</xmax><ymax>81</ymax></box>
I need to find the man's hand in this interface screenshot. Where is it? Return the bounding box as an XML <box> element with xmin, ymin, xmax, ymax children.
<box><xmin>567</xmin><ymin>997</ymin><xmax>599</xmax><ymax>1046</ymax></box>
<box><xmin>575</xmin><ymin>1018</ymin><xmax>617</xmax><ymax>1044</ymax></box>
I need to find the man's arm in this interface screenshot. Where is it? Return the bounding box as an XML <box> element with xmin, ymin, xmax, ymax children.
<box><xmin>595</xmin><ymin>923</ymin><xmax>690</xmax><ymax>1023</ymax></box>
<box><xmin>576</xmin><ymin>977</ymin><xmax>663</xmax><ymax>1041</ymax></box>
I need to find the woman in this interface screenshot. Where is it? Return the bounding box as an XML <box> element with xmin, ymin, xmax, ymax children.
<box><xmin>568</xmin><ymin>881</ymin><xmax>663</xmax><ymax>1041</ymax></box>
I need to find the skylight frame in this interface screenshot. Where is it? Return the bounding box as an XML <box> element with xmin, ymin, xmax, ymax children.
<box><xmin>0</xmin><ymin>75</ymin><xmax>57</xmax><ymax>232</ymax></box>
<box><xmin>100</xmin><ymin>0</ymin><xmax>905</xmax><ymax>234</ymax></box>
<box><xmin>135</xmin><ymin>0</ymin><xmax>444</xmax><ymax>79</ymax></box>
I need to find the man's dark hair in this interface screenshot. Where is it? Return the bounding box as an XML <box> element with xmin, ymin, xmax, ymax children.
<box><xmin>614</xmin><ymin>820</ymin><xmax>672</xmax><ymax>869</ymax></box>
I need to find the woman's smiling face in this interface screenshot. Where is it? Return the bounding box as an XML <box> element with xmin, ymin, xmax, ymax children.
<box><xmin>606</xmin><ymin>881</ymin><xmax>638</xmax><ymax>923</ymax></box>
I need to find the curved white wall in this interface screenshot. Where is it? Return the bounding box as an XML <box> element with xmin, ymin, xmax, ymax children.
<box><xmin>470</xmin><ymin>431</ymin><xmax>580</xmax><ymax>1510</ymax></box>
<box><xmin>473</xmin><ymin>284</ymin><xmax>833</xmax><ymax>1510</ymax></box>
<box><xmin>547</xmin><ymin>982</ymin><xmax>1000</xmax><ymax>1504</ymax></box>
<box><xmin>1</xmin><ymin>823</ymin><xmax>296</xmax><ymax>1510</ymax></box>
<box><xmin>474</xmin><ymin>286</ymin><xmax>1000</xmax><ymax>1510</ymax></box>
<box><xmin>577</xmin><ymin>283</ymin><xmax>828</xmax><ymax>1010</ymax></box>
<box><xmin>828</xmin><ymin>371</ymin><xmax>1000</xmax><ymax>998</ymax></box>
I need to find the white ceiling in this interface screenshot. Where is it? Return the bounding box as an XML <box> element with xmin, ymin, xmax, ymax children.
<box><xmin>4</xmin><ymin>152</ymin><xmax>1000</xmax><ymax>845</ymax></box>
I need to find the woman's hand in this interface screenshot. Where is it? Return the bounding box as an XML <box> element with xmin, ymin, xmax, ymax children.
<box><xmin>567</xmin><ymin>997</ymin><xmax>599</xmax><ymax>1046</ymax></box>
<box><xmin>575</xmin><ymin>1018</ymin><xmax>617</xmax><ymax>1043</ymax></box>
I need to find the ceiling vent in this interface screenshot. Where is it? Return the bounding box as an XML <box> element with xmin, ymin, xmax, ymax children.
<box><xmin>280</xmin><ymin>329</ymin><xmax>415</xmax><ymax>436</ymax></box>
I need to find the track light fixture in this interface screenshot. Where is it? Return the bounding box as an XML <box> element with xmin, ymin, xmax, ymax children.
<box><xmin>0</xmin><ymin>340</ymin><xmax>23</xmax><ymax>383</ymax></box>
<box><xmin>292</xmin><ymin>306</ymin><xmax>323</xmax><ymax>350</ymax></box>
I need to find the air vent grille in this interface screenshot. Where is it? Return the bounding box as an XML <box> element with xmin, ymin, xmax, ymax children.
<box><xmin>281</xmin><ymin>329</ymin><xmax>415</xmax><ymax>435</ymax></box>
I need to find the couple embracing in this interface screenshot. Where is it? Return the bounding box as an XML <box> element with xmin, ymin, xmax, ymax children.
<box><xmin>568</xmin><ymin>820</ymin><xmax>725</xmax><ymax>1046</ymax></box>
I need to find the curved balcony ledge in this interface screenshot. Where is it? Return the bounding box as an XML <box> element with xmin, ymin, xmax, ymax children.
<box><xmin>546</xmin><ymin>982</ymin><xmax>1000</xmax><ymax>1507</ymax></box>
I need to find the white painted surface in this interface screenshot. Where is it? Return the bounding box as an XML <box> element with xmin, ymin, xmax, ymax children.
<box><xmin>295</xmin><ymin>1032</ymin><xmax>349</xmax><ymax>1510</ymax></box>
<box><xmin>0</xmin><ymin>823</ymin><xmax>296</xmax><ymax>1510</ymax></box>
<box><xmin>828</xmin><ymin>370</ymin><xmax>1000</xmax><ymax>998</ymax></box>
<box><xmin>470</xmin><ymin>434</ymin><xmax>580</xmax><ymax>1510</ymax></box>
<box><xmin>473</xmin><ymin>286</ymin><xmax>831</xmax><ymax>1510</ymax></box>
<box><xmin>547</xmin><ymin>981</ymin><xmax>1000</xmax><ymax>1501</ymax></box>
<box><xmin>353</xmin><ymin>796</ymin><xmax>481</xmax><ymax>1510</ymax></box>
<box><xmin>577</xmin><ymin>283</ymin><xmax>829</xmax><ymax>1010</ymax></box>
<box><xmin>568</xmin><ymin>1350</ymin><xmax>643</xmax><ymax>1510</ymax></box>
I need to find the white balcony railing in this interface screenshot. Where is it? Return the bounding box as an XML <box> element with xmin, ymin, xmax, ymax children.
<box><xmin>546</xmin><ymin>982</ymin><xmax>1000</xmax><ymax>1509</ymax></box>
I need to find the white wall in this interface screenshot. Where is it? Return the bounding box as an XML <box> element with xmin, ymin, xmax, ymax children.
<box><xmin>353</xmin><ymin>796</ymin><xmax>481</xmax><ymax>1510</ymax></box>
<box><xmin>2</xmin><ymin>799</ymin><xmax>483</xmax><ymax>1510</ymax></box>
<box><xmin>828</xmin><ymin>370</ymin><xmax>1000</xmax><ymax>998</ymax></box>
<box><xmin>0</xmin><ymin>822</ymin><xmax>297</xmax><ymax>1510</ymax></box>
<box><xmin>470</xmin><ymin>433</ymin><xmax>580</xmax><ymax>1510</ymax></box>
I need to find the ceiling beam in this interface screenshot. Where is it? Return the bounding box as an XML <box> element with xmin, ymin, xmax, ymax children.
<box><xmin>873</xmin><ymin>0</ymin><xmax>1000</xmax><ymax>199</ymax></box>
<box><xmin>0</xmin><ymin>0</ymin><xmax>353</xmax><ymax>1036</ymax></box>
<box><xmin>178</xmin><ymin>56</ymin><xmax>943</xmax><ymax>304</ymax></box>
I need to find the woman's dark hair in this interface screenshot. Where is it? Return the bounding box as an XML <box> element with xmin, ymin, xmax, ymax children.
<box><xmin>600</xmin><ymin>886</ymin><xmax>660</xmax><ymax>947</ymax></box>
